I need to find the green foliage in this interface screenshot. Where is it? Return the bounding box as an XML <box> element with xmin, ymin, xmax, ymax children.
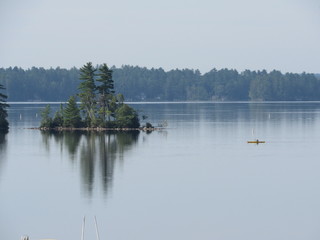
<box><xmin>96</xmin><ymin>64</ymin><xmax>114</xmax><ymax>95</ymax></box>
<box><xmin>106</xmin><ymin>96</ymin><xmax>118</xmax><ymax>121</ymax></box>
<box><xmin>38</xmin><ymin>63</ymin><xmax>142</xmax><ymax>129</ymax></box>
<box><xmin>0</xmin><ymin>117</ymin><xmax>8</xmax><ymax>132</ymax></box>
<box><xmin>0</xmin><ymin>83</ymin><xmax>9</xmax><ymax>131</ymax></box>
<box><xmin>78</xmin><ymin>62</ymin><xmax>97</xmax><ymax>126</ymax></box>
<box><xmin>96</xmin><ymin>63</ymin><xmax>115</xmax><ymax>122</ymax></box>
<box><xmin>63</xmin><ymin>96</ymin><xmax>82</xmax><ymax>128</ymax></box>
<box><xmin>0</xmin><ymin>66</ymin><xmax>79</xmax><ymax>101</ymax></box>
<box><xmin>52</xmin><ymin>104</ymin><xmax>64</xmax><ymax>127</ymax></box>
<box><xmin>40</xmin><ymin>105</ymin><xmax>52</xmax><ymax>128</ymax></box>
<box><xmin>1</xmin><ymin>66</ymin><xmax>320</xmax><ymax>102</ymax></box>
<box><xmin>113</xmin><ymin>66</ymin><xmax>320</xmax><ymax>101</ymax></box>
<box><xmin>248</xmin><ymin>71</ymin><xmax>320</xmax><ymax>101</ymax></box>
<box><xmin>116</xmin><ymin>93</ymin><xmax>124</xmax><ymax>104</ymax></box>
<box><xmin>115</xmin><ymin>104</ymin><xmax>140</xmax><ymax>128</ymax></box>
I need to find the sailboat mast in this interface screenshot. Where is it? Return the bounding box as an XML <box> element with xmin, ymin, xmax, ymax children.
<box><xmin>81</xmin><ymin>216</ymin><xmax>86</xmax><ymax>240</ymax></box>
<box><xmin>94</xmin><ymin>216</ymin><xmax>101</xmax><ymax>240</ymax></box>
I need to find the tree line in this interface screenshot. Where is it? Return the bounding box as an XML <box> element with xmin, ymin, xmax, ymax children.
<box><xmin>0</xmin><ymin>66</ymin><xmax>319</xmax><ymax>101</ymax></box>
<box><xmin>40</xmin><ymin>62</ymin><xmax>140</xmax><ymax>129</ymax></box>
<box><xmin>0</xmin><ymin>83</ymin><xmax>9</xmax><ymax>132</ymax></box>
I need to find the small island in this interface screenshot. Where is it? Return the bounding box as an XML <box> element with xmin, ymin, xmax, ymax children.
<box><xmin>39</xmin><ymin>62</ymin><xmax>155</xmax><ymax>131</ymax></box>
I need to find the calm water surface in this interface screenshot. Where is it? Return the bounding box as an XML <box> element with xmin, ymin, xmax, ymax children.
<box><xmin>1</xmin><ymin>102</ymin><xmax>320</xmax><ymax>240</ymax></box>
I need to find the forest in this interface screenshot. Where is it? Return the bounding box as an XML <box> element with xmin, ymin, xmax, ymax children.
<box><xmin>0</xmin><ymin>66</ymin><xmax>319</xmax><ymax>102</ymax></box>
<box><xmin>0</xmin><ymin>83</ymin><xmax>9</xmax><ymax>131</ymax></box>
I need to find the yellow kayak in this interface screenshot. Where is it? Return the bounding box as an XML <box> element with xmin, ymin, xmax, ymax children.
<box><xmin>247</xmin><ymin>140</ymin><xmax>265</xmax><ymax>144</ymax></box>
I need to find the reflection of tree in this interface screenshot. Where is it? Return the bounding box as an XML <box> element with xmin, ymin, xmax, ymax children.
<box><xmin>98</xmin><ymin>132</ymin><xmax>140</xmax><ymax>195</ymax></box>
<box><xmin>41</xmin><ymin>131</ymin><xmax>52</xmax><ymax>152</ymax></box>
<box><xmin>41</xmin><ymin>131</ymin><xmax>82</xmax><ymax>158</ymax></box>
<box><xmin>41</xmin><ymin>130</ymin><xmax>140</xmax><ymax>198</ymax></box>
<box><xmin>0</xmin><ymin>133</ymin><xmax>8</xmax><ymax>178</ymax></box>
<box><xmin>79</xmin><ymin>131</ymin><xmax>140</xmax><ymax>197</ymax></box>
<box><xmin>80</xmin><ymin>132</ymin><xmax>96</xmax><ymax>197</ymax></box>
<box><xmin>63</xmin><ymin>132</ymin><xmax>82</xmax><ymax>161</ymax></box>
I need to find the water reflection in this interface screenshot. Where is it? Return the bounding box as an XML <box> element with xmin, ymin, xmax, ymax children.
<box><xmin>0</xmin><ymin>133</ymin><xmax>8</xmax><ymax>179</ymax></box>
<box><xmin>41</xmin><ymin>131</ymin><xmax>140</xmax><ymax>197</ymax></box>
<box><xmin>198</xmin><ymin>102</ymin><xmax>319</xmax><ymax>123</ymax></box>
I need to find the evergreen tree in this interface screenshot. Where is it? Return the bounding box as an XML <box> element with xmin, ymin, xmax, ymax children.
<box><xmin>116</xmin><ymin>93</ymin><xmax>124</xmax><ymax>104</ymax></box>
<box><xmin>52</xmin><ymin>104</ymin><xmax>64</xmax><ymax>127</ymax></box>
<box><xmin>40</xmin><ymin>105</ymin><xmax>52</xmax><ymax>128</ymax></box>
<box><xmin>96</xmin><ymin>63</ymin><xmax>114</xmax><ymax>123</ymax></box>
<box><xmin>63</xmin><ymin>96</ymin><xmax>82</xmax><ymax>128</ymax></box>
<box><xmin>107</xmin><ymin>95</ymin><xmax>118</xmax><ymax>122</ymax></box>
<box><xmin>0</xmin><ymin>84</ymin><xmax>9</xmax><ymax>131</ymax></box>
<box><xmin>78</xmin><ymin>62</ymin><xmax>97</xmax><ymax>126</ymax></box>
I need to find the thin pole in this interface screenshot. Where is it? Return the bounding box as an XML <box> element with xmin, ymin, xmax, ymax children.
<box><xmin>94</xmin><ymin>216</ymin><xmax>101</xmax><ymax>240</ymax></box>
<box><xmin>81</xmin><ymin>216</ymin><xmax>86</xmax><ymax>240</ymax></box>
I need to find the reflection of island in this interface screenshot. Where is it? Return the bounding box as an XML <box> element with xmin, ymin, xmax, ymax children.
<box><xmin>0</xmin><ymin>133</ymin><xmax>8</xmax><ymax>178</ymax></box>
<box><xmin>41</xmin><ymin>131</ymin><xmax>140</xmax><ymax>197</ymax></box>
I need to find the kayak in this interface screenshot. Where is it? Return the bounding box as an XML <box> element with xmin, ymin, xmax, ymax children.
<box><xmin>247</xmin><ymin>140</ymin><xmax>265</xmax><ymax>144</ymax></box>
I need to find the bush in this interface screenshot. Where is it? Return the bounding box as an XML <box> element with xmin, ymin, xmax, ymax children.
<box><xmin>104</xmin><ymin>121</ymin><xmax>117</xmax><ymax>128</ymax></box>
<box><xmin>115</xmin><ymin>104</ymin><xmax>140</xmax><ymax>128</ymax></box>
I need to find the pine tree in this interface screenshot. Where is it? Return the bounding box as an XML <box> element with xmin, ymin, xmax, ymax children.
<box><xmin>0</xmin><ymin>84</ymin><xmax>9</xmax><ymax>131</ymax></box>
<box><xmin>96</xmin><ymin>63</ymin><xmax>114</xmax><ymax>123</ymax></box>
<box><xmin>40</xmin><ymin>105</ymin><xmax>52</xmax><ymax>128</ymax></box>
<box><xmin>52</xmin><ymin>104</ymin><xmax>64</xmax><ymax>127</ymax></box>
<box><xmin>63</xmin><ymin>96</ymin><xmax>82</xmax><ymax>128</ymax></box>
<box><xmin>78</xmin><ymin>62</ymin><xmax>97</xmax><ymax>126</ymax></box>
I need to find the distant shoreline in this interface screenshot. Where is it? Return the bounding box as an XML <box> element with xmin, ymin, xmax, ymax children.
<box><xmin>7</xmin><ymin>100</ymin><xmax>320</xmax><ymax>105</ymax></box>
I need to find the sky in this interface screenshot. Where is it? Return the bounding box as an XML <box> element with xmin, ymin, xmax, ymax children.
<box><xmin>0</xmin><ymin>0</ymin><xmax>319</xmax><ymax>74</ymax></box>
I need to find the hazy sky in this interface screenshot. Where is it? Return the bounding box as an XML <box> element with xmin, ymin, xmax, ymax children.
<box><xmin>0</xmin><ymin>0</ymin><xmax>319</xmax><ymax>73</ymax></box>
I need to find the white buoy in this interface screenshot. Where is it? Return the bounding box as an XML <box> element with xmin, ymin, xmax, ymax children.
<box><xmin>20</xmin><ymin>114</ymin><xmax>22</xmax><ymax>120</ymax></box>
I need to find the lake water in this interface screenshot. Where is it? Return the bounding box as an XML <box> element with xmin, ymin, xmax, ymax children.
<box><xmin>1</xmin><ymin>102</ymin><xmax>320</xmax><ymax>240</ymax></box>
